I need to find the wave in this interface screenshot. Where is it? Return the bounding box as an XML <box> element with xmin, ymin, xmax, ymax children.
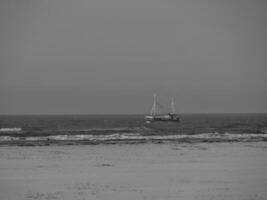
<box><xmin>0</xmin><ymin>132</ymin><xmax>266</xmax><ymax>143</ymax></box>
<box><xmin>0</xmin><ymin>128</ymin><xmax>22</xmax><ymax>132</ymax></box>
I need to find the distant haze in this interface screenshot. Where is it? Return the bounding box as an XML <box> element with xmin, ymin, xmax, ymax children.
<box><xmin>1</xmin><ymin>0</ymin><xmax>266</xmax><ymax>114</ymax></box>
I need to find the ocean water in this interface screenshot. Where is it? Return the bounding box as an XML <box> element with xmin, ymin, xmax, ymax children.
<box><xmin>0</xmin><ymin>114</ymin><xmax>267</xmax><ymax>145</ymax></box>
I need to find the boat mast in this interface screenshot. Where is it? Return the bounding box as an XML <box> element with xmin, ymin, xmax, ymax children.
<box><xmin>171</xmin><ymin>97</ymin><xmax>175</xmax><ymax>114</ymax></box>
<box><xmin>150</xmin><ymin>93</ymin><xmax>157</xmax><ymax>116</ymax></box>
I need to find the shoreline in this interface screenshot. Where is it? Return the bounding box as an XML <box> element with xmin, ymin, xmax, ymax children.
<box><xmin>1</xmin><ymin>133</ymin><xmax>267</xmax><ymax>146</ymax></box>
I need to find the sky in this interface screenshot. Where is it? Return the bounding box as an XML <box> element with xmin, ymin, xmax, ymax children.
<box><xmin>0</xmin><ymin>0</ymin><xmax>266</xmax><ymax>114</ymax></box>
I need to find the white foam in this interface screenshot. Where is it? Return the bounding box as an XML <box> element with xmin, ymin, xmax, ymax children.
<box><xmin>0</xmin><ymin>136</ymin><xmax>20</xmax><ymax>141</ymax></box>
<box><xmin>0</xmin><ymin>128</ymin><xmax>22</xmax><ymax>132</ymax></box>
<box><xmin>0</xmin><ymin>133</ymin><xmax>267</xmax><ymax>142</ymax></box>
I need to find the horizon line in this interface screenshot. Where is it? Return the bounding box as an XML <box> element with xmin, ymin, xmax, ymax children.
<box><xmin>0</xmin><ymin>112</ymin><xmax>267</xmax><ymax>116</ymax></box>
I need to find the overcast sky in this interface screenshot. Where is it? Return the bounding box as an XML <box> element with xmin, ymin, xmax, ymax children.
<box><xmin>0</xmin><ymin>0</ymin><xmax>266</xmax><ymax>114</ymax></box>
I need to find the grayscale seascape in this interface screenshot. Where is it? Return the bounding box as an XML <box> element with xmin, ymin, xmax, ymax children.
<box><xmin>1</xmin><ymin>0</ymin><xmax>267</xmax><ymax>199</ymax></box>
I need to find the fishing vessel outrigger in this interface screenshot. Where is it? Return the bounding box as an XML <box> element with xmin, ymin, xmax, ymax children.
<box><xmin>145</xmin><ymin>94</ymin><xmax>180</xmax><ymax>123</ymax></box>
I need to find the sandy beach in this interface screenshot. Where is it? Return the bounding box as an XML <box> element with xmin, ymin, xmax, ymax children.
<box><xmin>0</xmin><ymin>142</ymin><xmax>267</xmax><ymax>200</ymax></box>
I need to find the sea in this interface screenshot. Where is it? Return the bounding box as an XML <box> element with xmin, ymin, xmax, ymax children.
<box><xmin>0</xmin><ymin>114</ymin><xmax>267</xmax><ymax>145</ymax></box>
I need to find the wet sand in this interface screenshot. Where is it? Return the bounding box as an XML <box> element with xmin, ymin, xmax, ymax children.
<box><xmin>0</xmin><ymin>142</ymin><xmax>267</xmax><ymax>200</ymax></box>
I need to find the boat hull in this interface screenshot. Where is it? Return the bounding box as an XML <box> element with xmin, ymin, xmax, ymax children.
<box><xmin>145</xmin><ymin>114</ymin><xmax>180</xmax><ymax>123</ymax></box>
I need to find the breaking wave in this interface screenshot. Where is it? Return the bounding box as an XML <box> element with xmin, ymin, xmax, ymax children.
<box><xmin>0</xmin><ymin>128</ymin><xmax>22</xmax><ymax>132</ymax></box>
<box><xmin>0</xmin><ymin>132</ymin><xmax>267</xmax><ymax>143</ymax></box>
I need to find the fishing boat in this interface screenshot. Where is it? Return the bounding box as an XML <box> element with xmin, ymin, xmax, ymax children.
<box><xmin>145</xmin><ymin>94</ymin><xmax>180</xmax><ymax>123</ymax></box>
